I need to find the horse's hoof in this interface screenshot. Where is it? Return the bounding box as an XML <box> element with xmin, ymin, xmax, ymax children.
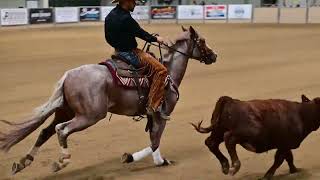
<box><xmin>11</xmin><ymin>162</ymin><xmax>23</xmax><ymax>175</ymax></box>
<box><xmin>121</xmin><ymin>153</ymin><xmax>134</xmax><ymax>164</ymax></box>
<box><xmin>51</xmin><ymin>162</ymin><xmax>62</xmax><ymax>172</ymax></box>
<box><xmin>158</xmin><ymin>158</ymin><xmax>173</xmax><ymax>167</ymax></box>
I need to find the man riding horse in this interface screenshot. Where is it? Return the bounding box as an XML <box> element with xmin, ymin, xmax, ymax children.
<box><xmin>105</xmin><ymin>0</ymin><xmax>169</xmax><ymax>120</ymax></box>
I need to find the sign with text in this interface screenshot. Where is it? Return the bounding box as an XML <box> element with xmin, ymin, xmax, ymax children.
<box><xmin>1</xmin><ymin>8</ymin><xmax>28</xmax><ymax>26</ymax></box>
<box><xmin>204</xmin><ymin>5</ymin><xmax>227</xmax><ymax>19</ymax></box>
<box><xmin>228</xmin><ymin>4</ymin><xmax>252</xmax><ymax>19</ymax></box>
<box><xmin>178</xmin><ymin>5</ymin><xmax>203</xmax><ymax>19</ymax></box>
<box><xmin>80</xmin><ymin>7</ymin><xmax>100</xmax><ymax>21</ymax></box>
<box><xmin>151</xmin><ymin>6</ymin><xmax>176</xmax><ymax>19</ymax></box>
<box><xmin>131</xmin><ymin>6</ymin><xmax>149</xmax><ymax>20</ymax></box>
<box><xmin>29</xmin><ymin>8</ymin><xmax>53</xmax><ymax>24</ymax></box>
<box><xmin>55</xmin><ymin>7</ymin><xmax>79</xmax><ymax>23</ymax></box>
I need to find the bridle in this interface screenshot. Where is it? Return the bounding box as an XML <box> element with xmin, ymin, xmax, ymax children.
<box><xmin>142</xmin><ymin>34</ymin><xmax>213</xmax><ymax>64</ymax></box>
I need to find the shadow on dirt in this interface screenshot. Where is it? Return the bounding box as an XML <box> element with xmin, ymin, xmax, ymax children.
<box><xmin>237</xmin><ymin>168</ymin><xmax>318</xmax><ymax>180</ymax></box>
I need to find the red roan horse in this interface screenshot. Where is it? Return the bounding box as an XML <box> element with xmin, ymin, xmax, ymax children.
<box><xmin>0</xmin><ymin>26</ymin><xmax>217</xmax><ymax>174</ymax></box>
<box><xmin>192</xmin><ymin>95</ymin><xmax>320</xmax><ymax>180</ymax></box>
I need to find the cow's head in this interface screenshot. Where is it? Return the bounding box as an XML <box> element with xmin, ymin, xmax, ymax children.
<box><xmin>301</xmin><ymin>94</ymin><xmax>320</xmax><ymax>104</ymax></box>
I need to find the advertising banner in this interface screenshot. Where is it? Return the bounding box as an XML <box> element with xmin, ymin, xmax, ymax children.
<box><xmin>228</xmin><ymin>4</ymin><xmax>252</xmax><ymax>19</ymax></box>
<box><xmin>55</xmin><ymin>7</ymin><xmax>78</xmax><ymax>23</ymax></box>
<box><xmin>177</xmin><ymin>5</ymin><xmax>203</xmax><ymax>19</ymax></box>
<box><xmin>100</xmin><ymin>6</ymin><xmax>114</xmax><ymax>21</ymax></box>
<box><xmin>151</xmin><ymin>6</ymin><xmax>176</xmax><ymax>19</ymax></box>
<box><xmin>131</xmin><ymin>6</ymin><xmax>149</xmax><ymax>20</ymax></box>
<box><xmin>204</xmin><ymin>5</ymin><xmax>227</xmax><ymax>19</ymax></box>
<box><xmin>284</xmin><ymin>0</ymin><xmax>307</xmax><ymax>7</ymax></box>
<box><xmin>29</xmin><ymin>8</ymin><xmax>53</xmax><ymax>24</ymax></box>
<box><xmin>0</xmin><ymin>8</ymin><xmax>28</xmax><ymax>26</ymax></box>
<box><xmin>79</xmin><ymin>7</ymin><xmax>100</xmax><ymax>21</ymax></box>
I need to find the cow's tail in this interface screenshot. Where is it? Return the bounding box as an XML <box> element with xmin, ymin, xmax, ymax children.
<box><xmin>191</xmin><ymin>96</ymin><xmax>232</xmax><ymax>134</ymax></box>
<box><xmin>0</xmin><ymin>72</ymin><xmax>68</xmax><ymax>152</ymax></box>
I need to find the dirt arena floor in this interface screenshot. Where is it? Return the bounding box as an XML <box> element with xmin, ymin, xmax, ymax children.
<box><xmin>1</xmin><ymin>23</ymin><xmax>320</xmax><ymax>180</ymax></box>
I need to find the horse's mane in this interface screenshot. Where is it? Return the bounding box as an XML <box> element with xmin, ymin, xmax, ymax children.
<box><xmin>163</xmin><ymin>31</ymin><xmax>190</xmax><ymax>62</ymax></box>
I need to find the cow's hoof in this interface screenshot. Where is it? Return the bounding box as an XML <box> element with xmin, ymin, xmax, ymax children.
<box><xmin>221</xmin><ymin>161</ymin><xmax>230</xmax><ymax>175</ymax></box>
<box><xmin>121</xmin><ymin>153</ymin><xmax>134</xmax><ymax>164</ymax></box>
<box><xmin>51</xmin><ymin>162</ymin><xmax>62</xmax><ymax>172</ymax></box>
<box><xmin>12</xmin><ymin>162</ymin><xmax>23</xmax><ymax>175</ymax></box>
<box><xmin>228</xmin><ymin>162</ymin><xmax>241</xmax><ymax>176</ymax></box>
<box><xmin>290</xmin><ymin>167</ymin><xmax>299</xmax><ymax>174</ymax></box>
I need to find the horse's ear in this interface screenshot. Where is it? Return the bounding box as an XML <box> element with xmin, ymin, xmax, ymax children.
<box><xmin>189</xmin><ymin>26</ymin><xmax>197</xmax><ymax>38</ymax></box>
<box><xmin>181</xmin><ymin>26</ymin><xmax>187</xmax><ymax>32</ymax></box>
<box><xmin>301</xmin><ymin>94</ymin><xmax>311</xmax><ymax>103</ymax></box>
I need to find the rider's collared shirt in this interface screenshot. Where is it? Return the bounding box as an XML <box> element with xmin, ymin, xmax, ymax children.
<box><xmin>104</xmin><ymin>5</ymin><xmax>157</xmax><ymax>52</ymax></box>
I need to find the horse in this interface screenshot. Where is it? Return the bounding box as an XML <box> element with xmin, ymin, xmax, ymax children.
<box><xmin>0</xmin><ymin>26</ymin><xmax>217</xmax><ymax>174</ymax></box>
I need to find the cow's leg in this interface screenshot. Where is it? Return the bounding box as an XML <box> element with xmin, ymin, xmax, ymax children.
<box><xmin>285</xmin><ymin>150</ymin><xmax>298</xmax><ymax>174</ymax></box>
<box><xmin>262</xmin><ymin>149</ymin><xmax>286</xmax><ymax>180</ymax></box>
<box><xmin>205</xmin><ymin>133</ymin><xmax>229</xmax><ymax>175</ymax></box>
<box><xmin>11</xmin><ymin>109</ymin><xmax>71</xmax><ymax>175</ymax></box>
<box><xmin>224</xmin><ymin>131</ymin><xmax>241</xmax><ymax>176</ymax></box>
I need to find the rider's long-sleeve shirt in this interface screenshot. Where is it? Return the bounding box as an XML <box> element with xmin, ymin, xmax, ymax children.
<box><xmin>105</xmin><ymin>5</ymin><xmax>157</xmax><ymax>52</ymax></box>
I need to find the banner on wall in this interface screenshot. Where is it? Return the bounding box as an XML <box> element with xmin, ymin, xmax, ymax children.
<box><xmin>284</xmin><ymin>0</ymin><xmax>307</xmax><ymax>7</ymax></box>
<box><xmin>204</xmin><ymin>5</ymin><xmax>227</xmax><ymax>19</ymax></box>
<box><xmin>55</xmin><ymin>7</ymin><xmax>78</xmax><ymax>23</ymax></box>
<box><xmin>80</xmin><ymin>7</ymin><xmax>100</xmax><ymax>21</ymax></box>
<box><xmin>177</xmin><ymin>5</ymin><xmax>203</xmax><ymax>19</ymax></box>
<box><xmin>0</xmin><ymin>8</ymin><xmax>28</xmax><ymax>26</ymax></box>
<box><xmin>100</xmin><ymin>6</ymin><xmax>114</xmax><ymax>21</ymax></box>
<box><xmin>29</xmin><ymin>8</ymin><xmax>53</xmax><ymax>24</ymax></box>
<box><xmin>131</xmin><ymin>6</ymin><xmax>149</xmax><ymax>20</ymax></box>
<box><xmin>151</xmin><ymin>6</ymin><xmax>176</xmax><ymax>19</ymax></box>
<box><xmin>228</xmin><ymin>4</ymin><xmax>252</xmax><ymax>19</ymax></box>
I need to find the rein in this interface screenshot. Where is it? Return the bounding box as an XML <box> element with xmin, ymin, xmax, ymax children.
<box><xmin>142</xmin><ymin>36</ymin><xmax>209</xmax><ymax>64</ymax></box>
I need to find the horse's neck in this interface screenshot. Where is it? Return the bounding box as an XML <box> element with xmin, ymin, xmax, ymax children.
<box><xmin>165</xmin><ymin>41</ymin><xmax>189</xmax><ymax>87</ymax></box>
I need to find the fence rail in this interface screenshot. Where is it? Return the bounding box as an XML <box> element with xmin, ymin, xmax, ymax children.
<box><xmin>1</xmin><ymin>5</ymin><xmax>320</xmax><ymax>27</ymax></box>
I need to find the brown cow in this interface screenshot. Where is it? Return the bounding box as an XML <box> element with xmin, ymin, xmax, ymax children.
<box><xmin>192</xmin><ymin>95</ymin><xmax>320</xmax><ymax>180</ymax></box>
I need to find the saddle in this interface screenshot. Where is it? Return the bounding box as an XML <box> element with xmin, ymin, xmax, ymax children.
<box><xmin>99</xmin><ymin>55</ymin><xmax>150</xmax><ymax>89</ymax></box>
<box><xmin>110</xmin><ymin>55</ymin><xmax>147</xmax><ymax>78</ymax></box>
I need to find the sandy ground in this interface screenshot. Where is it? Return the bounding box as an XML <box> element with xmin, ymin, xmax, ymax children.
<box><xmin>1</xmin><ymin>23</ymin><xmax>320</xmax><ymax>180</ymax></box>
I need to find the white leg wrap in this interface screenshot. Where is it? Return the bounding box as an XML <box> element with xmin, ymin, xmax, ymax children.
<box><xmin>152</xmin><ymin>148</ymin><xmax>164</xmax><ymax>165</ymax></box>
<box><xmin>28</xmin><ymin>146</ymin><xmax>39</xmax><ymax>157</ymax></box>
<box><xmin>132</xmin><ymin>147</ymin><xmax>153</xmax><ymax>162</ymax></box>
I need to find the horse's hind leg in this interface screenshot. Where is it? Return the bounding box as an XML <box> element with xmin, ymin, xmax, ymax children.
<box><xmin>205</xmin><ymin>131</ymin><xmax>230</xmax><ymax>175</ymax></box>
<box><xmin>12</xmin><ymin>108</ymin><xmax>72</xmax><ymax>175</ymax></box>
<box><xmin>52</xmin><ymin>114</ymin><xmax>104</xmax><ymax>172</ymax></box>
<box><xmin>224</xmin><ymin>131</ymin><xmax>241</xmax><ymax>176</ymax></box>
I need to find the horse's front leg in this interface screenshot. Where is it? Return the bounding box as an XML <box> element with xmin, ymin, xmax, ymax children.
<box><xmin>122</xmin><ymin>115</ymin><xmax>170</xmax><ymax>166</ymax></box>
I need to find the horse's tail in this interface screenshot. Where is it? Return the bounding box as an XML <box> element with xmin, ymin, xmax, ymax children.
<box><xmin>0</xmin><ymin>72</ymin><xmax>69</xmax><ymax>152</ymax></box>
<box><xmin>191</xmin><ymin>96</ymin><xmax>232</xmax><ymax>134</ymax></box>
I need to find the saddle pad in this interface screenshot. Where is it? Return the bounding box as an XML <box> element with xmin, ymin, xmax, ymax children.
<box><xmin>99</xmin><ymin>60</ymin><xmax>149</xmax><ymax>88</ymax></box>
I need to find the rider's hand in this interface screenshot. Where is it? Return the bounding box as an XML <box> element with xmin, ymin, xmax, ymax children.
<box><xmin>156</xmin><ymin>36</ymin><xmax>165</xmax><ymax>44</ymax></box>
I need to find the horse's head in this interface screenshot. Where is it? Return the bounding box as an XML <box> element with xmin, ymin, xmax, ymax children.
<box><xmin>182</xmin><ymin>26</ymin><xmax>217</xmax><ymax>65</ymax></box>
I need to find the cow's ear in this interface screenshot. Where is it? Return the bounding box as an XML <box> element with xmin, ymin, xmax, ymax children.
<box><xmin>301</xmin><ymin>94</ymin><xmax>311</xmax><ymax>103</ymax></box>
